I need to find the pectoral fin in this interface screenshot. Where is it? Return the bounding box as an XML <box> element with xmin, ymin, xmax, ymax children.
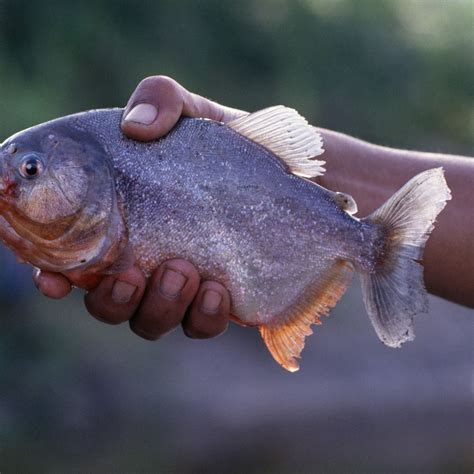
<box><xmin>259</xmin><ymin>261</ymin><xmax>353</xmax><ymax>372</ymax></box>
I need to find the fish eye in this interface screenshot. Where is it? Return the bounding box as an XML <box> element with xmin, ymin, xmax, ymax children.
<box><xmin>19</xmin><ymin>154</ymin><xmax>44</xmax><ymax>179</ymax></box>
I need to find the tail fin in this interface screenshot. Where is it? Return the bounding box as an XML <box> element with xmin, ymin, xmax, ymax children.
<box><xmin>361</xmin><ymin>168</ymin><xmax>451</xmax><ymax>347</ymax></box>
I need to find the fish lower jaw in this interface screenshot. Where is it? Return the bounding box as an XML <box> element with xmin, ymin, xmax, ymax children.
<box><xmin>0</xmin><ymin>212</ymin><xmax>129</xmax><ymax>290</ymax></box>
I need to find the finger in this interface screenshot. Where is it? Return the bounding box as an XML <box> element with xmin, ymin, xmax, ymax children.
<box><xmin>186</xmin><ymin>92</ymin><xmax>247</xmax><ymax>123</ymax></box>
<box><xmin>84</xmin><ymin>266</ymin><xmax>146</xmax><ymax>324</ymax></box>
<box><xmin>33</xmin><ymin>269</ymin><xmax>72</xmax><ymax>299</ymax></box>
<box><xmin>182</xmin><ymin>280</ymin><xmax>230</xmax><ymax>339</ymax></box>
<box><xmin>130</xmin><ymin>259</ymin><xmax>200</xmax><ymax>340</ymax></box>
<box><xmin>121</xmin><ymin>75</ymin><xmax>246</xmax><ymax>141</ymax></box>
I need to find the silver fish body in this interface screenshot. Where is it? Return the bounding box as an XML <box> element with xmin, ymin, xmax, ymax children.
<box><xmin>84</xmin><ymin>111</ymin><xmax>375</xmax><ymax>321</ymax></box>
<box><xmin>0</xmin><ymin>107</ymin><xmax>451</xmax><ymax>371</ymax></box>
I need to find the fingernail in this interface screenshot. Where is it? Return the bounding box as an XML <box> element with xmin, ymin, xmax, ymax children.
<box><xmin>123</xmin><ymin>103</ymin><xmax>158</xmax><ymax>125</ymax></box>
<box><xmin>112</xmin><ymin>280</ymin><xmax>137</xmax><ymax>304</ymax></box>
<box><xmin>159</xmin><ymin>268</ymin><xmax>187</xmax><ymax>299</ymax></box>
<box><xmin>201</xmin><ymin>290</ymin><xmax>222</xmax><ymax>314</ymax></box>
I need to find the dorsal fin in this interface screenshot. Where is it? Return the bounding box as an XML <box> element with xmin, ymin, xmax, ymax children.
<box><xmin>227</xmin><ymin>106</ymin><xmax>325</xmax><ymax>178</ymax></box>
<box><xmin>259</xmin><ymin>261</ymin><xmax>353</xmax><ymax>372</ymax></box>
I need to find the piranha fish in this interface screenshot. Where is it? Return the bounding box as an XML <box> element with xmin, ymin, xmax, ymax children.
<box><xmin>0</xmin><ymin>106</ymin><xmax>450</xmax><ymax>371</ymax></box>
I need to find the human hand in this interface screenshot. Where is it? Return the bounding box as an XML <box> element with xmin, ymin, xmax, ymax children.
<box><xmin>34</xmin><ymin>76</ymin><xmax>247</xmax><ymax>340</ymax></box>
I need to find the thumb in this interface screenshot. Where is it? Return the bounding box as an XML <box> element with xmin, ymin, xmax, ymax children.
<box><xmin>121</xmin><ymin>75</ymin><xmax>246</xmax><ymax>142</ymax></box>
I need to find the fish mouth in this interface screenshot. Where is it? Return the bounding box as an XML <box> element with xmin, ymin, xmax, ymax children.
<box><xmin>0</xmin><ymin>177</ymin><xmax>15</xmax><ymax>202</ymax></box>
<box><xmin>0</xmin><ymin>155</ymin><xmax>16</xmax><ymax>202</ymax></box>
<box><xmin>0</xmin><ymin>183</ymin><xmax>16</xmax><ymax>216</ymax></box>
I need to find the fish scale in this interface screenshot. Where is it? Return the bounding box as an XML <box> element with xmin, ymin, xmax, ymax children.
<box><xmin>0</xmin><ymin>106</ymin><xmax>451</xmax><ymax>371</ymax></box>
<box><xmin>71</xmin><ymin>110</ymin><xmax>359</xmax><ymax>320</ymax></box>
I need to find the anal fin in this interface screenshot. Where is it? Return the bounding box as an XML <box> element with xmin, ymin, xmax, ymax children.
<box><xmin>259</xmin><ymin>261</ymin><xmax>353</xmax><ymax>372</ymax></box>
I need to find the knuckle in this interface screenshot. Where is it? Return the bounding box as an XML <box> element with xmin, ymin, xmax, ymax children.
<box><xmin>138</xmin><ymin>75</ymin><xmax>177</xmax><ymax>95</ymax></box>
<box><xmin>137</xmin><ymin>75</ymin><xmax>158</xmax><ymax>88</ymax></box>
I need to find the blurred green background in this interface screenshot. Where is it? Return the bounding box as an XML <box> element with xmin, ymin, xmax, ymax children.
<box><xmin>0</xmin><ymin>1</ymin><xmax>473</xmax><ymax>473</ymax></box>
